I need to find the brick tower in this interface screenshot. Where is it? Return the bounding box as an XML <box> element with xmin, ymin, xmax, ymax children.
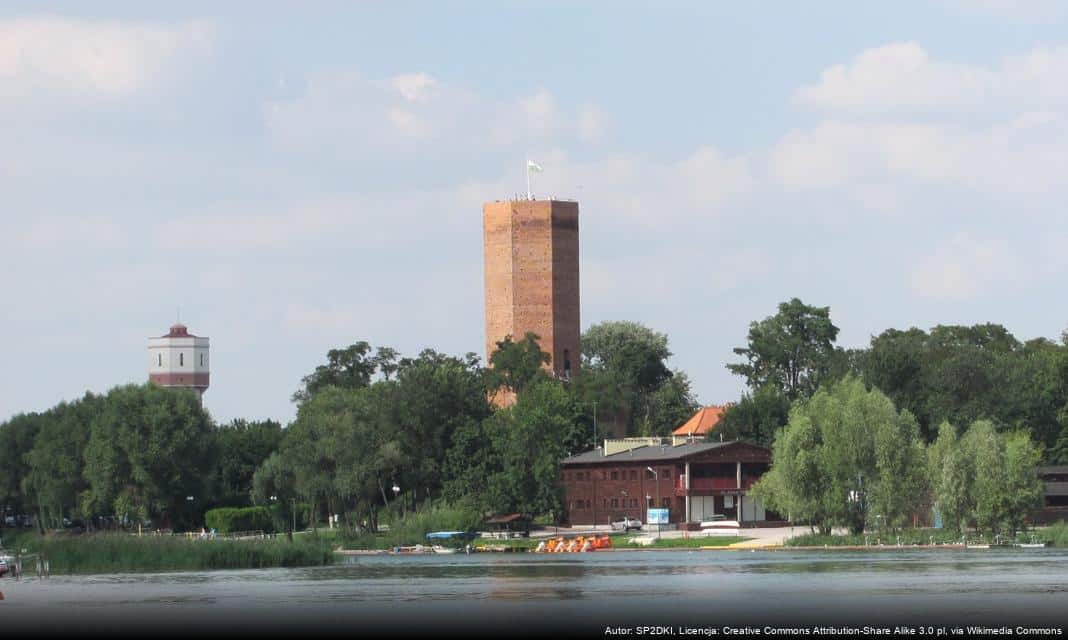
<box><xmin>483</xmin><ymin>199</ymin><xmax>580</xmax><ymax>393</ymax></box>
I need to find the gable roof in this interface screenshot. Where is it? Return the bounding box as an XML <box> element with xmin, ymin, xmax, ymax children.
<box><xmin>671</xmin><ymin>405</ymin><xmax>728</xmax><ymax>437</ymax></box>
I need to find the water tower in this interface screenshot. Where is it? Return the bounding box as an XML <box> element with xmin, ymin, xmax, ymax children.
<box><xmin>148</xmin><ymin>323</ymin><xmax>210</xmax><ymax>402</ymax></box>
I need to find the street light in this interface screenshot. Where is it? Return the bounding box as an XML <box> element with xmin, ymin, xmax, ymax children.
<box><xmin>646</xmin><ymin>467</ymin><xmax>661</xmax><ymax>539</ymax></box>
<box><xmin>392</xmin><ymin>483</ymin><xmax>401</xmax><ymax>517</ymax></box>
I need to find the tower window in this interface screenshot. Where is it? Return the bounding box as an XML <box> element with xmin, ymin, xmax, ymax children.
<box><xmin>180</xmin><ymin>353</ymin><xmax>184</xmax><ymax>367</ymax></box>
<box><xmin>157</xmin><ymin>354</ymin><xmax>161</xmax><ymax>367</ymax></box>
<box><xmin>200</xmin><ymin>353</ymin><xmax>204</xmax><ymax>366</ymax></box>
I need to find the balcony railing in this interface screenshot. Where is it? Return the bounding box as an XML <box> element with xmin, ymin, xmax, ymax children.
<box><xmin>676</xmin><ymin>475</ymin><xmax>759</xmax><ymax>491</ymax></box>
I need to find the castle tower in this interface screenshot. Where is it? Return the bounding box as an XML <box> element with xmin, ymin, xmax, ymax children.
<box><xmin>148</xmin><ymin>323</ymin><xmax>209</xmax><ymax>401</ymax></box>
<box><xmin>483</xmin><ymin>199</ymin><xmax>580</xmax><ymax>390</ymax></box>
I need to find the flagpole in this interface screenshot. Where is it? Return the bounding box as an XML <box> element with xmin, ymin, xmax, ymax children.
<box><xmin>526</xmin><ymin>159</ymin><xmax>531</xmax><ymax>200</ymax></box>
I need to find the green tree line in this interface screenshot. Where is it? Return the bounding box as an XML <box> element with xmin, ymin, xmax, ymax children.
<box><xmin>721</xmin><ymin>298</ymin><xmax>1068</xmax><ymax>464</ymax></box>
<box><xmin>1</xmin><ymin>322</ymin><xmax>694</xmax><ymax>533</ymax></box>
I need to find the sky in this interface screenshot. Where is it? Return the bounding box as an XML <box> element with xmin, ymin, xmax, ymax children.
<box><xmin>2</xmin><ymin>1</ymin><xmax>1067</xmax><ymax>426</ymax></box>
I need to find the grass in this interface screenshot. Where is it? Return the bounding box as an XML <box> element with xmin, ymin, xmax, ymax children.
<box><xmin>784</xmin><ymin>528</ymin><xmax>1056</xmax><ymax>547</ymax></box>
<box><xmin>4</xmin><ymin>531</ymin><xmax>335</xmax><ymax>574</ymax></box>
<box><xmin>619</xmin><ymin>535</ymin><xmax>750</xmax><ymax>548</ymax></box>
<box><xmin>1042</xmin><ymin>522</ymin><xmax>1068</xmax><ymax>548</ymax></box>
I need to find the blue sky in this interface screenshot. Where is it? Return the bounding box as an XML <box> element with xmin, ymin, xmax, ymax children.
<box><xmin>3</xmin><ymin>1</ymin><xmax>1067</xmax><ymax>425</ymax></box>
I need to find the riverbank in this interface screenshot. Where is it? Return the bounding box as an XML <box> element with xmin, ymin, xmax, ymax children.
<box><xmin>2</xmin><ymin>532</ymin><xmax>334</xmax><ymax>574</ymax></box>
<box><xmin>784</xmin><ymin>522</ymin><xmax>1068</xmax><ymax>548</ymax></box>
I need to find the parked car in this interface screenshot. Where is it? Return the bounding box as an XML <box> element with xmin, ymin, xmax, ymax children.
<box><xmin>611</xmin><ymin>517</ymin><xmax>642</xmax><ymax>532</ymax></box>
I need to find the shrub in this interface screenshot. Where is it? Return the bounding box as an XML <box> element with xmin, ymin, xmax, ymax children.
<box><xmin>204</xmin><ymin>506</ymin><xmax>273</xmax><ymax>534</ymax></box>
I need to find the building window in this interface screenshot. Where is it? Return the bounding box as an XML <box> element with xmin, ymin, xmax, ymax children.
<box><xmin>663</xmin><ymin>468</ymin><xmax>671</xmax><ymax>478</ymax></box>
<box><xmin>602</xmin><ymin>471</ymin><xmax>607</xmax><ymax>480</ymax></box>
<box><xmin>662</xmin><ymin>498</ymin><xmax>670</xmax><ymax>509</ymax></box>
<box><xmin>200</xmin><ymin>353</ymin><xmax>204</xmax><ymax>366</ymax></box>
<box><xmin>646</xmin><ymin>469</ymin><xmax>654</xmax><ymax>479</ymax></box>
<box><xmin>611</xmin><ymin>471</ymin><xmax>618</xmax><ymax>480</ymax></box>
<box><xmin>611</xmin><ymin>498</ymin><xmax>619</xmax><ymax>508</ymax></box>
<box><xmin>157</xmin><ymin>354</ymin><xmax>161</xmax><ymax>367</ymax></box>
<box><xmin>629</xmin><ymin>470</ymin><xmax>637</xmax><ymax>480</ymax></box>
<box><xmin>180</xmin><ymin>353</ymin><xmax>184</xmax><ymax>367</ymax></box>
<box><xmin>603</xmin><ymin>499</ymin><xmax>608</xmax><ymax>509</ymax></box>
<box><xmin>586</xmin><ymin>500</ymin><xmax>591</xmax><ymax>510</ymax></box>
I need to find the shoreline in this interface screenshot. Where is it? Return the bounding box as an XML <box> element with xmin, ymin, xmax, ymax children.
<box><xmin>334</xmin><ymin>542</ymin><xmax>1057</xmax><ymax>555</ymax></box>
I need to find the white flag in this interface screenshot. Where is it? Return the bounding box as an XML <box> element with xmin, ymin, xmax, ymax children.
<box><xmin>527</xmin><ymin>160</ymin><xmax>543</xmax><ymax>173</ymax></box>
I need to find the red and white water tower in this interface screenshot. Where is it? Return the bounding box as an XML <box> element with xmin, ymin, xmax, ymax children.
<box><xmin>148</xmin><ymin>323</ymin><xmax>209</xmax><ymax>401</ymax></box>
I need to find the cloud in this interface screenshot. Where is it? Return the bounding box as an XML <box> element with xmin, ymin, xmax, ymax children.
<box><xmin>0</xmin><ymin>16</ymin><xmax>213</xmax><ymax>104</ymax></box>
<box><xmin>520</xmin><ymin>147</ymin><xmax>755</xmax><ymax>225</ymax></box>
<box><xmin>265</xmin><ymin>72</ymin><xmax>607</xmax><ymax>152</ymax></box>
<box><xmin>910</xmin><ymin>233</ymin><xmax>1009</xmax><ymax>300</ymax></box>
<box><xmin>775</xmin><ymin>42</ymin><xmax>1068</xmax><ymax>202</ymax></box>
<box><xmin>389</xmin><ymin>73</ymin><xmax>437</xmax><ymax>102</ymax></box>
<box><xmin>577</xmin><ymin>103</ymin><xmax>606</xmax><ymax>142</ymax></box>
<box><xmin>13</xmin><ymin>216</ymin><xmax>129</xmax><ymax>252</ymax></box>
<box><xmin>794</xmin><ymin>42</ymin><xmax>1068</xmax><ymax>114</ymax></box>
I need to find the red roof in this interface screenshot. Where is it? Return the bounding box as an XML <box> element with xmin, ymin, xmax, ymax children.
<box><xmin>162</xmin><ymin>323</ymin><xmax>197</xmax><ymax>338</ymax></box>
<box><xmin>672</xmin><ymin>406</ymin><xmax>728</xmax><ymax>437</ymax></box>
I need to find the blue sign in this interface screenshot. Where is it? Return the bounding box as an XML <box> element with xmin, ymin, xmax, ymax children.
<box><xmin>647</xmin><ymin>508</ymin><xmax>669</xmax><ymax>524</ymax></box>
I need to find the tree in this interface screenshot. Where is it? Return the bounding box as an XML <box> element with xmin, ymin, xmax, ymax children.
<box><xmin>486</xmin><ymin>333</ymin><xmax>551</xmax><ymax>396</ymax></box>
<box><xmin>0</xmin><ymin>412</ymin><xmax>45</xmax><ymax>524</ymax></box>
<box><xmin>1050</xmin><ymin>425</ymin><xmax>1068</xmax><ymax>465</ymax></box>
<box><xmin>82</xmin><ymin>384</ymin><xmax>214</xmax><ymax>530</ymax></box>
<box><xmin>22</xmin><ymin>393</ymin><xmax>103</xmax><ymax>529</ymax></box>
<box><xmin>251</xmin><ymin>452</ymin><xmax>298</xmax><ymax>539</ymax></box>
<box><xmin>641</xmin><ymin>371</ymin><xmax>700</xmax><ymax>436</ymax></box>
<box><xmin>717</xmin><ymin>384</ymin><xmax>791</xmax><ymax>447</ymax></box>
<box><xmin>930</xmin><ymin>419</ymin><xmax>1044</xmax><ymax>536</ymax></box>
<box><xmin>480</xmin><ymin>379</ymin><xmax>583</xmax><ymax>519</ymax></box>
<box><xmin>373</xmin><ymin>346</ymin><xmax>401</xmax><ymax>381</ymax></box>
<box><xmin>752</xmin><ymin>377</ymin><xmax>927</xmax><ymax>534</ymax></box>
<box><xmin>928</xmin><ymin>422</ymin><xmax>970</xmax><ymax>535</ymax></box>
<box><xmin>292</xmin><ymin>341</ymin><xmax>377</xmax><ymax>404</ymax></box>
<box><xmin>212</xmin><ymin>419</ymin><xmax>283</xmax><ymax>506</ymax></box>
<box><xmin>728</xmin><ymin>298</ymin><xmax>840</xmax><ymax>400</ymax></box>
<box><xmin>579</xmin><ymin>321</ymin><xmax>686</xmax><ymax>436</ymax></box>
<box><xmin>582</xmin><ymin>321</ymin><xmax>673</xmax><ymax>392</ymax></box>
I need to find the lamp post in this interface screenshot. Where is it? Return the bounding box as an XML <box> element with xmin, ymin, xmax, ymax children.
<box><xmin>591</xmin><ymin>401</ymin><xmax>598</xmax><ymax>450</ymax></box>
<box><xmin>646</xmin><ymin>467</ymin><xmax>660</xmax><ymax>539</ymax></box>
<box><xmin>392</xmin><ymin>483</ymin><xmax>401</xmax><ymax>518</ymax></box>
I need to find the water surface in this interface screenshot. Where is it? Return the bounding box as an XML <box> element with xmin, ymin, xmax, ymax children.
<box><xmin>3</xmin><ymin>549</ymin><xmax>1065</xmax><ymax>636</ymax></box>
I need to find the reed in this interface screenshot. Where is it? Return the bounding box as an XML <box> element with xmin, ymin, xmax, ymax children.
<box><xmin>16</xmin><ymin>532</ymin><xmax>334</xmax><ymax>574</ymax></box>
<box><xmin>1043</xmin><ymin>522</ymin><xmax>1068</xmax><ymax>548</ymax></box>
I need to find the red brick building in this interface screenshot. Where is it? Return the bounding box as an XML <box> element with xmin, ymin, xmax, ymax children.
<box><xmin>560</xmin><ymin>438</ymin><xmax>777</xmax><ymax>527</ymax></box>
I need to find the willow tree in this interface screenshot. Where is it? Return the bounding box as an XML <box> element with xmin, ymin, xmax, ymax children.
<box><xmin>753</xmin><ymin>377</ymin><xmax>927</xmax><ymax>534</ymax></box>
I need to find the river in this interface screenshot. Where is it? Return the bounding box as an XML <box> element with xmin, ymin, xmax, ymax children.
<box><xmin>2</xmin><ymin>549</ymin><xmax>1066</xmax><ymax>637</ymax></box>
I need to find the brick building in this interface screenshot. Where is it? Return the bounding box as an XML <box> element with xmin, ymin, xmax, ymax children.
<box><xmin>483</xmin><ymin>199</ymin><xmax>580</xmax><ymax>397</ymax></box>
<box><xmin>560</xmin><ymin>438</ymin><xmax>777</xmax><ymax>527</ymax></box>
<box><xmin>1033</xmin><ymin>465</ymin><xmax>1068</xmax><ymax>524</ymax></box>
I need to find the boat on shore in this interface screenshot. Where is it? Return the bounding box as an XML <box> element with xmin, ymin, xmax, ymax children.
<box><xmin>426</xmin><ymin>530</ymin><xmax>477</xmax><ymax>554</ymax></box>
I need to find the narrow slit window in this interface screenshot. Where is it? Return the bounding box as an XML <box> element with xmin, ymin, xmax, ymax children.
<box><xmin>180</xmin><ymin>353</ymin><xmax>184</xmax><ymax>367</ymax></box>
